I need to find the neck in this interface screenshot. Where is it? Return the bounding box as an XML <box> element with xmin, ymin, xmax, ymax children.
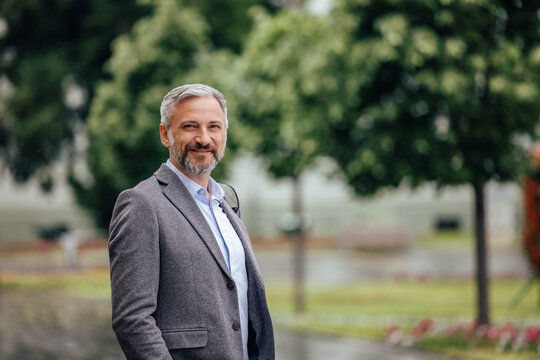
<box><xmin>169</xmin><ymin>157</ymin><xmax>211</xmax><ymax>190</ymax></box>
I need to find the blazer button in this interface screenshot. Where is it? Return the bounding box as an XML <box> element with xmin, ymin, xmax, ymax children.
<box><xmin>232</xmin><ymin>323</ymin><xmax>241</xmax><ymax>331</ymax></box>
<box><xmin>227</xmin><ymin>281</ymin><xmax>235</xmax><ymax>290</ymax></box>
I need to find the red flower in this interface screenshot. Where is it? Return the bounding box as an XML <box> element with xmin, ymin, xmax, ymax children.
<box><xmin>525</xmin><ymin>327</ymin><xmax>540</xmax><ymax>343</ymax></box>
<box><xmin>412</xmin><ymin>317</ymin><xmax>434</xmax><ymax>338</ymax></box>
<box><xmin>485</xmin><ymin>325</ymin><xmax>499</xmax><ymax>341</ymax></box>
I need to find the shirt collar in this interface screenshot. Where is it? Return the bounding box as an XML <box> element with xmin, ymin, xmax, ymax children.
<box><xmin>165</xmin><ymin>160</ymin><xmax>224</xmax><ymax>203</ymax></box>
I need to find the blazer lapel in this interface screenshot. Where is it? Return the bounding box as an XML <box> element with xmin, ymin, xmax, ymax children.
<box><xmin>154</xmin><ymin>164</ymin><xmax>231</xmax><ymax>279</ymax></box>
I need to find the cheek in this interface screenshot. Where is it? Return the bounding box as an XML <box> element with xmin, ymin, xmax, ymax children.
<box><xmin>174</xmin><ymin>134</ymin><xmax>192</xmax><ymax>147</ymax></box>
<box><xmin>215</xmin><ymin>134</ymin><xmax>226</xmax><ymax>146</ymax></box>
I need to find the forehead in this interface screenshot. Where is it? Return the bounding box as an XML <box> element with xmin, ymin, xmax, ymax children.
<box><xmin>172</xmin><ymin>96</ymin><xmax>225</xmax><ymax>123</ymax></box>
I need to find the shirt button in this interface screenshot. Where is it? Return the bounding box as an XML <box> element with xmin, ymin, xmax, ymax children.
<box><xmin>232</xmin><ymin>323</ymin><xmax>241</xmax><ymax>331</ymax></box>
<box><xmin>227</xmin><ymin>281</ymin><xmax>235</xmax><ymax>290</ymax></box>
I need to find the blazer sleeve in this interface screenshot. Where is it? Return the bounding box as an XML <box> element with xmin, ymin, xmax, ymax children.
<box><xmin>108</xmin><ymin>189</ymin><xmax>172</xmax><ymax>360</ymax></box>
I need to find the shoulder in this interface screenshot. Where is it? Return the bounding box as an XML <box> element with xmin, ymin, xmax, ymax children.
<box><xmin>112</xmin><ymin>175</ymin><xmax>162</xmax><ymax>218</ymax></box>
<box><xmin>121</xmin><ymin>175</ymin><xmax>158</xmax><ymax>199</ymax></box>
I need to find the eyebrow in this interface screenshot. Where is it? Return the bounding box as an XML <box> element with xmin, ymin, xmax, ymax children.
<box><xmin>178</xmin><ymin>119</ymin><xmax>224</xmax><ymax>127</ymax></box>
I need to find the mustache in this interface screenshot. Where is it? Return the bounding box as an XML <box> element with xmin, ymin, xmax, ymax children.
<box><xmin>185</xmin><ymin>142</ymin><xmax>218</xmax><ymax>154</ymax></box>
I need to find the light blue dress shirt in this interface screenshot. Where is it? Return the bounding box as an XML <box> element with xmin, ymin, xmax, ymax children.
<box><xmin>166</xmin><ymin>160</ymin><xmax>249</xmax><ymax>360</ymax></box>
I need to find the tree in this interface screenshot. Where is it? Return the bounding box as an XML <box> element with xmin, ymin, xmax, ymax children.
<box><xmin>76</xmin><ymin>0</ymin><xmax>281</xmax><ymax>227</ymax></box>
<box><xmin>235</xmin><ymin>8</ymin><xmax>334</xmax><ymax>312</ymax></box>
<box><xmin>0</xmin><ymin>0</ymin><xmax>151</xmax><ymax>189</ymax></box>
<box><xmin>73</xmin><ymin>0</ymin><xmax>210</xmax><ymax>227</ymax></box>
<box><xmin>182</xmin><ymin>0</ymin><xmax>280</xmax><ymax>53</ymax></box>
<box><xmin>319</xmin><ymin>0</ymin><xmax>540</xmax><ymax>326</ymax></box>
<box><xmin>0</xmin><ymin>0</ymin><xmax>278</xmax><ymax>195</ymax></box>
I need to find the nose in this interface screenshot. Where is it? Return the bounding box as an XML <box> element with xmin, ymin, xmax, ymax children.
<box><xmin>195</xmin><ymin>128</ymin><xmax>210</xmax><ymax>145</ymax></box>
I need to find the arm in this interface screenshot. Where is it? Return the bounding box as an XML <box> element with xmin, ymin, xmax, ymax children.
<box><xmin>109</xmin><ymin>189</ymin><xmax>172</xmax><ymax>360</ymax></box>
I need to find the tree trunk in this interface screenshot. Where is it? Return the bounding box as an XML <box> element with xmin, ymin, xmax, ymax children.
<box><xmin>292</xmin><ymin>174</ymin><xmax>306</xmax><ymax>313</ymax></box>
<box><xmin>473</xmin><ymin>181</ymin><xmax>489</xmax><ymax>326</ymax></box>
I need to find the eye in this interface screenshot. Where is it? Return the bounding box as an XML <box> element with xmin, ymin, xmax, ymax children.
<box><xmin>183</xmin><ymin>124</ymin><xmax>196</xmax><ymax>129</ymax></box>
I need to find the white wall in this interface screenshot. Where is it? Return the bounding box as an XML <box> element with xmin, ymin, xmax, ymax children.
<box><xmin>0</xmin><ymin>168</ymin><xmax>95</xmax><ymax>243</ymax></box>
<box><xmin>227</xmin><ymin>154</ymin><xmax>521</xmax><ymax>244</ymax></box>
<box><xmin>0</xmin><ymin>154</ymin><xmax>522</xmax><ymax>245</ymax></box>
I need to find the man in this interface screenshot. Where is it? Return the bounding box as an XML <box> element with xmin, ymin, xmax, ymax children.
<box><xmin>108</xmin><ymin>84</ymin><xmax>275</xmax><ymax>360</ymax></box>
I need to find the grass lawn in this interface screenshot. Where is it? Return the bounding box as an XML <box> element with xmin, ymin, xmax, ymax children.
<box><xmin>417</xmin><ymin>230</ymin><xmax>476</xmax><ymax>245</ymax></box>
<box><xmin>1</xmin><ymin>268</ymin><xmax>111</xmax><ymax>297</ymax></box>
<box><xmin>266</xmin><ymin>279</ymin><xmax>540</xmax><ymax>359</ymax></box>
<box><xmin>2</xmin><ymin>269</ymin><xmax>540</xmax><ymax>359</ymax></box>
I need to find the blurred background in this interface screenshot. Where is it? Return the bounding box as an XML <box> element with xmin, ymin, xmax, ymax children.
<box><xmin>1</xmin><ymin>0</ymin><xmax>540</xmax><ymax>359</ymax></box>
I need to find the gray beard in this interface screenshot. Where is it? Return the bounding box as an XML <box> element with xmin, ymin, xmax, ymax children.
<box><xmin>168</xmin><ymin>131</ymin><xmax>225</xmax><ymax>176</ymax></box>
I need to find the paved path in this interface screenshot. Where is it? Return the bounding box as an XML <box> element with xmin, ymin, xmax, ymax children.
<box><xmin>275</xmin><ymin>329</ymin><xmax>461</xmax><ymax>360</ymax></box>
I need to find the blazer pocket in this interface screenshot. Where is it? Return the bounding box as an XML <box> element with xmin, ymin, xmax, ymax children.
<box><xmin>161</xmin><ymin>328</ymin><xmax>208</xmax><ymax>350</ymax></box>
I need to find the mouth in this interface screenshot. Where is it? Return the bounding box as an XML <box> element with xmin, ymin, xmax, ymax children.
<box><xmin>187</xmin><ymin>145</ymin><xmax>216</xmax><ymax>158</ymax></box>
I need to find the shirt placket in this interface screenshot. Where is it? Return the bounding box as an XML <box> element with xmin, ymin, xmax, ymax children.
<box><xmin>210</xmin><ymin>197</ymin><xmax>232</xmax><ymax>272</ymax></box>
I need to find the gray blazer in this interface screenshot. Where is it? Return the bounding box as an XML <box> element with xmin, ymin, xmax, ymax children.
<box><xmin>109</xmin><ymin>164</ymin><xmax>275</xmax><ymax>360</ymax></box>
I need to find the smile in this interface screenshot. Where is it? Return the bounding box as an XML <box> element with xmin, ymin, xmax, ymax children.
<box><xmin>190</xmin><ymin>149</ymin><xmax>213</xmax><ymax>155</ymax></box>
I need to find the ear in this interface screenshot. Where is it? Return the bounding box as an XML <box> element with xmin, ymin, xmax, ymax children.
<box><xmin>160</xmin><ymin>124</ymin><xmax>170</xmax><ymax>148</ymax></box>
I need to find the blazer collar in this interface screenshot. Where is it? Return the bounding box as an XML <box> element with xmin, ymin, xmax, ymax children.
<box><xmin>154</xmin><ymin>164</ymin><xmax>231</xmax><ymax>278</ymax></box>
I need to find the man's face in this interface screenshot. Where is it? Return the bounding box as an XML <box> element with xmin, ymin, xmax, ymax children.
<box><xmin>160</xmin><ymin>96</ymin><xmax>227</xmax><ymax>177</ymax></box>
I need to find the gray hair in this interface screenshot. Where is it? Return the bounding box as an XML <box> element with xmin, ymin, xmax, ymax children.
<box><xmin>160</xmin><ymin>83</ymin><xmax>228</xmax><ymax>128</ymax></box>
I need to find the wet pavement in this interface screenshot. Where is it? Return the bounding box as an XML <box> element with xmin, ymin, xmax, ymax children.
<box><xmin>0</xmin><ymin>291</ymin><xmax>120</xmax><ymax>360</ymax></box>
<box><xmin>256</xmin><ymin>244</ymin><xmax>530</xmax><ymax>286</ymax></box>
<box><xmin>275</xmin><ymin>330</ymin><xmax>461</xmax><ymax>360</ymax></box>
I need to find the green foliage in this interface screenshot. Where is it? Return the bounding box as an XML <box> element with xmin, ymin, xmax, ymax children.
<box><xmin>0</xmin><ymin>0</ymin><xmax>151</xmax><ymax>189</ymax></box>
<box><xmin>78</xmin><ymin>0</ymin><xmax>279</xmax><ymax>227</ymax></box>
<box><xmin>236</xmin><ymin>8</ymin><xmax>334</xmax><ymax>178</ymax></box>
<box><xmin>304</xmin><ymin>1</ymin><xmax>540</xmax><ymax>325</ymax></box>
<box><xmin>0</xmin><ymin>0</ymin><xmax>277</xmax><ymax>211</ymax></box>
<box><xmin>76</xmin><ymin>0</ymin><xmax>209</xmax><ymax>226</ymax></box>
<box><xmin>320</xmin><ymin>0</ymin><xmax>540</xmax><ymax>194</ymax></box>
<box><xmin>183</xmin><ymin>0</ymin><xmax>280</xmax><ymax>52</ymax></box>
<box><xmin>73</xmin><ymin>0</ymin><xmax>284</xmax><ymax>227</ymax></box>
